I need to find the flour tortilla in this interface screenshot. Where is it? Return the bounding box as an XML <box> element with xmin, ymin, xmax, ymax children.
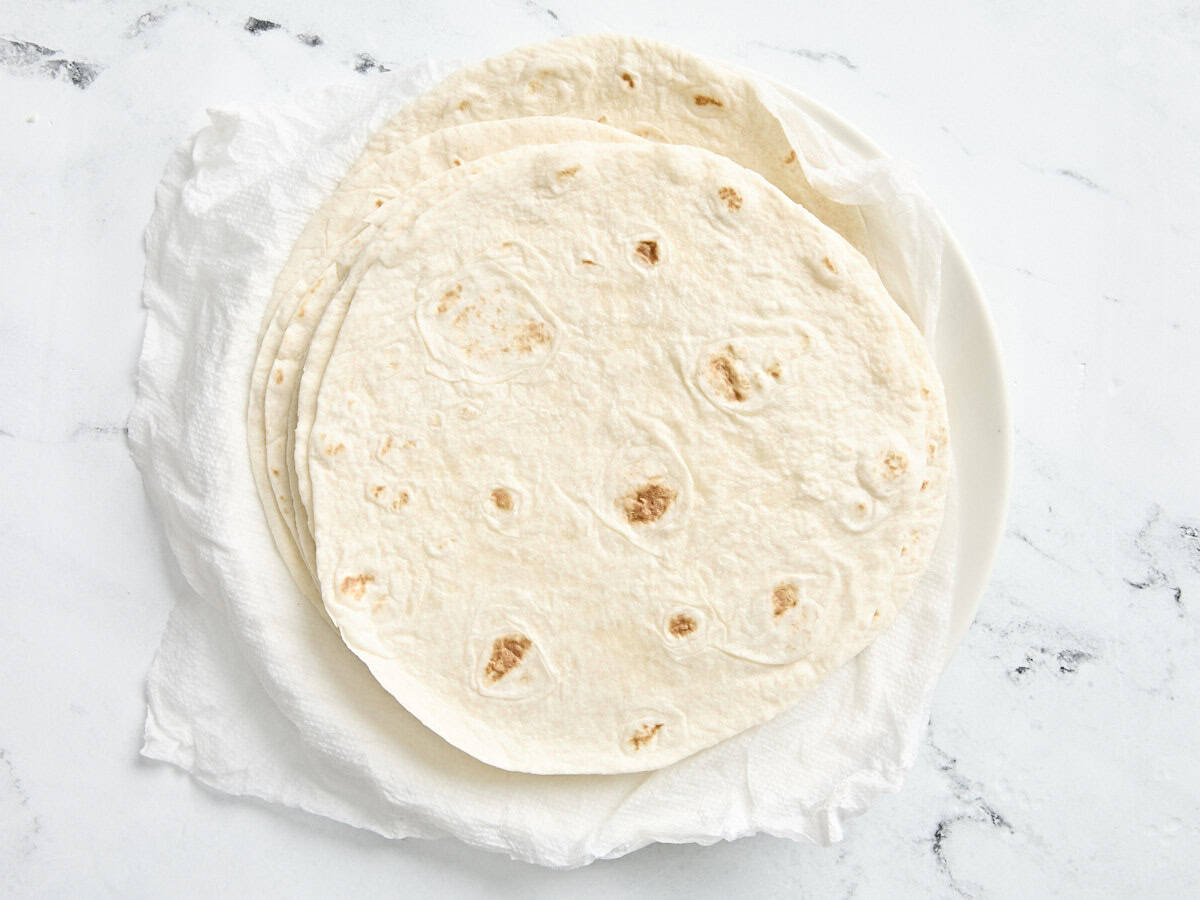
<box><xmin>252</xmin><ymin>34</ymin><xmax>880</xmax><ymax>597</ymax></box>
<box><xmin>250</xmin><ymin>118</ymin><xmax>640</xmax><ymax>598</ymax></box>
<box><xmin>306</xmin><ymin>141</ymin><xmax>949</xmax><ymax>774</ymax></box>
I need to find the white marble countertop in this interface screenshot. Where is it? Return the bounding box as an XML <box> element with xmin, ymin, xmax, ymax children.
<box><xmin>2</xmin><ymin>1</ymin><xmax>1197</xmax><ymax>895</ymax></box>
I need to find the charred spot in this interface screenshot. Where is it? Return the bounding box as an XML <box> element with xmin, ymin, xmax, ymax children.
<box><xmin>491</xmin><ymin>487</ymin><xmax>514</xmax><ymax>511</ymax></box>
<box><xmin>667</xmin><ymin>613</ymin><xmax>698</xmax><ymax>637</ymax></box>
<box><xmin>340</xmin><ymin>573</ymin><xmax>374</xmax><ymax>600</ymax></box>
<box><xmin>622</xmin><ymin>480</ymin><xmax>677</xmax><ymax>525</ymax></box>
<box><xmin>635</xmin><ymin>240</ymin><xmax>659</xmax><ymax>265</ymax></box>
<box><xmin>629</xmin><ymin>722</ymin><xmax>664</xmax><ymax>749</ymax></box>
<box><xmin>718</xmin><ymin>186</ymin><xmax>743</xmax><ymax>211</ymax></box>
<box><xmin>436</xmin><ymin>284</ymin><xmax>462</xmax><ymax>315</ymax></box>
<box><xmin>882</xmin><ymin>449</ymin><xmax>908</xmax><ymax>478</ymax></box>
<box><xmin>772</xmin><ymin>582</ymin><xmax>799</xmax><ymax>617</ymax></box>
<box><xmin>510</xmin><ymin>320</ymin><xmax>551</xmax><ymax>354</ymax></box>
<box><xmin>708</xmin><ymin>346</ymin><xmax>752</xmax><ymax>402</ymax></box>
<box><xmin>620</xmin><ymin>71</ymin><xmax>636</xmax><ymax>89</ymax></box>
<box><xmin>484</xmin><ymin>633</ymin><xmax>532</xmax><ymax>682</ymax></box>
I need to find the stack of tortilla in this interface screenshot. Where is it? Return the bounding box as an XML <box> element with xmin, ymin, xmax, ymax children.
<box><xmin>246</xmin><ymin>34</ymin><xmax>949</xmax><ymax>775</ymax></box>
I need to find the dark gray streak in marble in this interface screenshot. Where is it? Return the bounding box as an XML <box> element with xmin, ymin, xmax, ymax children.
<box><xmin>926</xmin><ymin>728</ymin><xmax>1013</xmax><ymax>898</ymax></box>
<box><xmin>244</xmin><ymin>16</ymin><xmax>281</xmax><ymax>34</ymax></box>
<box><xmin>1126</xmin><ymin>505</ymin><xmax>1195</xmax><ymax>616</ymax></box>
<box><xmin>72</xmin><ymin>423</ymin><xmax>130</xmax><ymax>440</ymax></box>
<box><xmin>524</xmin><ymin>0</ymin><xmax>560</xmax><ymax>20</ymax></box>
<box><xmin>1010</xmin><ymin>645</ymin><xmax>1095</xmax><ymax>682</ymax></box>
<box><xmin>1007</xmin><ymin>528</ymin><xmax>1074</xmax><ymax>570</ymax></box>
<box><xmin>127</xmin><ymin>7</ymin><xmax>170</xmax><ymax>37</ymax></box>
<box><xmin>1055</xmin><ymin>167</ymin><xmax>1106</xmax><ymax>193</ymax></box>
<box><xmin>0</xmin><ymin>37</ymin><xmax>102</xmax><ymax>89</ymax></box>
<box><xmin>755</xmin><ymin>42</ymin><xmax>858</xmax><ymax>71</ymax></box>
<box><xmin>354</xmin><ymin>52</ymin><xmax>390</xmax><ymax>74</ymax></box>
<box><xmin>237</xmin><ymin>16</ymin><xmax>385</xmax><ymax>70</ymax></box>
<box><xmin>0</xmin><ymin>748</ymin><xmax>42</xmax><ymax>858</ymax></box>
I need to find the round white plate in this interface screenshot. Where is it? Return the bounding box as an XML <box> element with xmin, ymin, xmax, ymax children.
<box><xmin>773</xmin><ymin>81</ymin><xmax>1013</xmax><ymax>663</ymax></box>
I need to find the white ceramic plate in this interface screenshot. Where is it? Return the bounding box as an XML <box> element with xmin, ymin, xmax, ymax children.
<box><xmin>773</xmin><ymin>81</ymin><xmax>1013</xmax><ymax>663</ymax></box>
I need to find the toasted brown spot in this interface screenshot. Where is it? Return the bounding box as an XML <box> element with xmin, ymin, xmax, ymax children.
<box><xmin>392</xmin><ymin>491</ymin><xmax>410</xmax><ymax>510</ymax></box>
<box><xmin>709</xmin><ymin>346</ymin><xmax>751</xmax><ymax>402</ymax></box>
<box><xmin>693</xmin><ymin>94</ymin><xmax>723</xmax><ymax>107</ymax></box>
<box><xmin>298</xmin><ymin>302</ymin><xmax>308</xmax><ymax>318</ymax></box>
<box><xmin>772</xmin><ymin>582</ymin><xmax>799</xmax><ymax>617</ymax></box>
<box><xmin>822</xmin><ymin>256</ymin><xmax>838</xmax><ymax>274</ymax></box>
<box><xmin>784</xmin><ymin>149</ymin><xmax>797</xmax><ymax>165</ymax></box>
<box><xmin>927</xmin><ymin>441</ymin><xmax>938</xmax><ymax>463</ymax></box>
<box><xmin>766</xmin><ymin>363</ymin><xmax>782</xmax><ymax>380</ymax></box>
<box><xmin>325</xmin><ymin>442</ymin><xmax>345</xmax><ymax>456</ymax></box>
<box><xmin>873</xmin><ymin>609</ymin><xmax>881</xmax><ymax>620</ymax></box>
<box><xmin>635</xmin><ymin>240</ymin><xmax>659</xmax><ymax>265</ymax></box>
<box><xmin>436</xmin><ymin>284</ymin><xmax>462</xmax><ymax>315</ymax></box>
<box><xmin>451</xmin><ymin>157</ymin><xmax>462</xmax><ymax>167</ymax></box>
<box><xmin>374</xmin><ymin>198</ymin><xmax>383</xmax><ymax>208</ymax></box>
<box><xmin>271</xmin><ymin>467</ymin><xmax>279</xmax><ymax>477</ymax></box>
<box><xmin>557</xmin><ymin>165</ymin><xmax>580</xmax><ymax>179</ymax></box>
<box><xmin>629</xmin><ymin>722</ymin><xmax>664</xmax><ymax>749</ymax></box>
<box><xmin>580</xmin><ymin>258</ymin><xmax>596</xmax><ymax>266</ymax></box>
<box><xmin>921</xmin><ymin>385</ymin><xmax>932</xmax><ymax>399</ymax></box>
<box><xmin>457</xmin><ymin>99</ymin><xmax>470</xmax><ymax>111</ymax></box>
<box><xmin>274</xmin><ymin>368</ymin><xmax>284</xmax><ymax>384</ymax></box>
<box><xmin>620</xmin><ymin>71</ymin><xmax>636</xmax><ymax>88</ymax></box>
<box><xmin>668</xmin><ymin>613</ymin><xmax>698</xmax><ymax>637</ymax></box>
<box><xmin>883</xmin><ymin>449</ymin><xmax>907</xmax><ymax>478</ymax></box>
<box><xmin>622</xmin><ymin>480</ymin><xmax>677</xmax><ymax>525</ymax></box>
<box><xmin>510</xmin><ymin>320</ymin><xmax>551</xmax><ymax>354</ymax></box>
<box><xmin>371</xmin><ymin>485</ymin><xmax>385</xmax><ymax>498</ymax></box>
<box><xmin>596</xmin><ymin>114</ymin><xmax>608</xmax><ymax>124</ymax></box>
<box><xmin>490</xmin><ymin>487</ymin><xmax>514</xmax><ymax>511</ymax></box>
<box><xmin>340</xmin><ymin>573</ymin><xmax>374</xmax><ymax>600</ymax></box>
<box><xmin>379</xmin><ymin>435</ymin><xmax>393</xmax><ymax>456</ymax></box>
<box><xmin>484</xmin><ymin>634</ymin><xmax>532</xmax><ymax>682</ymax></box>
<box><xmin>718</xmin><ymin>186</ymin><xmax>743</xmax><ymax>211</ymax></box>
<box><xmin>921</xmin><ymin>479</ymin><xmax>930</xmax><ymax>492</ymax></box>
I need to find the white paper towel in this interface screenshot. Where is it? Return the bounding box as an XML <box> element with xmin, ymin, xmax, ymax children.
<box><xmin>129</xmin><ymin>60</ymin><xmax>959</xmax><ymax>868</ymax></box>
